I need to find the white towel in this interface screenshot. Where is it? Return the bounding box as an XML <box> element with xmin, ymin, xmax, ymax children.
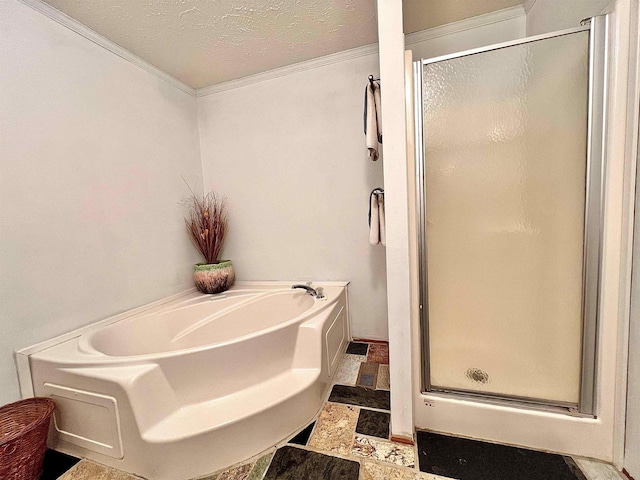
<box><xmin>369</xmin><ymin>192</ymin><xmax>380</xmax><ymax>245</ymax></box>
<box><xmin>365</xmin><ymin>81</ymin><xmax>382</xmax><ymax>161</ymax></box>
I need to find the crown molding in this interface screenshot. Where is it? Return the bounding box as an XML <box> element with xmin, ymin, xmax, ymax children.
<box><xmin>522</xmin><ymin>0</ymin><xmax>538</xmax><ymax>13</ymax></box>
<box><xmin>17</xmin><ymin>0</ymin><xmax>197</xmax><ymax>97</ymax></box>
<box><xmin>196</xmin><ymin>42</ymin><xmax>379</xmax><ymax>97</ymax></box>
<box><xmin>405</xmin><ymin>5</ymin><xmax>526</xmax><ymax>46</ymax></box>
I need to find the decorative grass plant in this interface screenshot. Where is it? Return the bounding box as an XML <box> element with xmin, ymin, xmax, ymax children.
<box><xmin>182</xmin><ymin>190</ymin><xmax>228</xmax><ymax>265</ymax></box>
<box><xmin>182</xmin><ymin>188</ymin><xmax>234</xmax><ymax>294</ymax></box>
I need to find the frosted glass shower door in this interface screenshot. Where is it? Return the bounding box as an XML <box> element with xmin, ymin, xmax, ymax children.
<box><xmin>419</xmin><ymin>30</ymin><xmax>591</xmax><ymax>406</ymax></box>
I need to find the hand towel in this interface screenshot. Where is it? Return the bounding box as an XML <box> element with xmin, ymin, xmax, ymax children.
<box><xmin>369</xmin><ymin>190</ymin><xmax>380</xmax><ymax>245</ymax></box>
<box><xmin>365</xmin><ymin>81</ymin><xmax>382</xmax><ymax>161</ymax></box>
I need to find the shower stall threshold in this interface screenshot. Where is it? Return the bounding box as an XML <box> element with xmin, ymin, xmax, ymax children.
<box><xmin>425</xmin><ymin>389</ymin><xmax>591</xmax><ymax>418</ymax></box>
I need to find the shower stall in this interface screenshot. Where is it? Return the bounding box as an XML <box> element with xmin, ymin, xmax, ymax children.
<box><xmin>413</xmin><ymin>16</ymin><xmax>607</xmax><ymax>416</ymax></box>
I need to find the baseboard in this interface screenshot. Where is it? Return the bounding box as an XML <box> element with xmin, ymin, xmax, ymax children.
<box><xmin>390</xmin><ymin>434</ymin><xmax>415</xmax><ymax>446</ymax></box>
<box><xmin>352</xmin><ymin>338</ymin><xmax>389</xmax><ymax>344</ymax></box>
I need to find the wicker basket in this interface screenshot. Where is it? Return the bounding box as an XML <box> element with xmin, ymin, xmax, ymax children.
<box><xmin>0</xmin><ymin>398</ymin><xmax>56</xmax><ymax>480</ymax></box>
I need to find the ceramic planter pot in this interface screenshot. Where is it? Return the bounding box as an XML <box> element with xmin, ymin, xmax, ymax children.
<box><xmin>194</xmin><ymin>260</ymin><xmax>235</xmax><ymax>294</ymax></box>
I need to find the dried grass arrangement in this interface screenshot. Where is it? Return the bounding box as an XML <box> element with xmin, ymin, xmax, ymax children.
<box><xmin>181</xmin><ymin>188</ymin><xmax>235</xmax><ymax>294</ymax></box>
<box><xmin>182</xmin><ymin>190</ymin><xmax>228</xmax><ymax>264</ymax></box>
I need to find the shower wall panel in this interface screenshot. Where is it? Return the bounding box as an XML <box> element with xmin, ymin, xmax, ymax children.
<box><xmin>422</xmin><ymin>31</ymin><xmax>589</xmax><ymax>404</ymax></box>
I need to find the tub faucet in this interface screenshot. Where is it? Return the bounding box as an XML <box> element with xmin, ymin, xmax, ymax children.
<box><xmin>292</xmin><ymin>284</ymin><xmax>324</xmax><ymax>299</ymax></box>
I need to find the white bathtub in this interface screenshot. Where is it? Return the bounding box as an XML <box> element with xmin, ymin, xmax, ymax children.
<box><xmin>22</xmin><ymin>281</ymin><xmax>349</xmax><ymax>480</ymax></box>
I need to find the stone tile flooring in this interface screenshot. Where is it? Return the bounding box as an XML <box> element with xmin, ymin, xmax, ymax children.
<box><xmin>356</xmin><ymin>409</ymin><xmax>390</xmax><ymax>439</ymax></box>
<box><xmin>328</xmin><ymin>385</ymin><xmax>391</xmax><ymax>410</ymax></box>
<box><xmin>41</xmin><ymin>450</ymin><xmax>81</xmax><ymax>480</ymax></box>
<box><xmin>57</xmin><ymin>460</ymin><xmax>142</xmax><ymax>479</ymax></box>
<box><xmin>346</xmin><ymin>342</ymin><xmax>369</xmax><ymax>356</ymax></box>
<box><xmin>41</xmin><ymin>341</ymin><xmax>626</xmax><ymax>480</ymax></box>
<box><xmin>287</xmin><ymin>421</ymin><xmax>316</xmax><ymax>446</ymax></box>
<box><xmin>365</xmin><ymin>344</ymin><xmax>389</xmax><ymax>365</ymax></box>
<box><xmin>263</xmin><ymin>447</ymin><xmax>360</xmax><ymax>480</ymax></box>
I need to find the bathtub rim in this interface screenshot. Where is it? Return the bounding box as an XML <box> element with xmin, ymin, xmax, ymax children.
<box><xmin>15</xmin><ymin>281</ymin><xmax>349</xmax><ymax>398</ymax></box>
<box><xmin>80</xmin><ymin>288</ymin><xmax>337</xmax><ymax>359</ymax></box>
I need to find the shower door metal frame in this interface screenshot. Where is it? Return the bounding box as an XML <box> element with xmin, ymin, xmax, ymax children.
<box><xmin>414</xmin><ymin>16</ymin><xmax>608</xmax><ymax>416</ymax></box>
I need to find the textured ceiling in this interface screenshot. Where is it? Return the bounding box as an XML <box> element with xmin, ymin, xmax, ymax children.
<box><xmin>42</xmin><ymin>0</ymin><xmax>378</xmax><ymax>89</ymax></box>
<box><xmin>41</xmin><ymin>0</ymin><xmax>523</xmax><ymax>89</ymax></box>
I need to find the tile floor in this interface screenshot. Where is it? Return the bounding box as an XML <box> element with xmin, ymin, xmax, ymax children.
<box><xmin>41</xmin><ymin>341</ymin><xmax>626</xmax><ymax>480</ymax></box>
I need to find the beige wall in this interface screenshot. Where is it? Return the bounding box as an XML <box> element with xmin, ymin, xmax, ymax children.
<box><xmin>625</xmin><ymin>1</ymin><xmax>640</xmax><ymax>475</ymax></box>
<box><xmin>0</xmin><ymin>1</ymin><xmax>203</xmax><ymax>405</ymax></box>
<box><xmin>408</xmin><ymin>10</ymin><xmax>525</xmax><ymax>60</ymax></box>
<box><xmin>197</xmin><ymin>55</ymin><xmax>389</xmax><ymax>341</ymax></box>
<box><xmin>196</xmin><ymin>8</ymin><xmax>527</xmax><ymax>343</ymax></box>
<box><xmin>526</xmin><ymin>0</ymin><xmax>611</xmax><ymax>34</ymax></box>
<box><xmin>376</xmin><ymin>0</ymin><xmax>415</xmax><ymax>440</ymax></box>
<box><xmin>627</xmin><ymin>173</ymin><xmax>640</xmax><ymax>477</ymax></box>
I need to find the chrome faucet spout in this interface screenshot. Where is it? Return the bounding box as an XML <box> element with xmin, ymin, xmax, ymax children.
<box><xmin>291</xmin><ymin>284</ymin><xmax>318</xmax><ymax>297</ymax></box>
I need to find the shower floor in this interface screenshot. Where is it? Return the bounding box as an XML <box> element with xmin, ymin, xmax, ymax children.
<box><xmin>40</xmin><ymin>342</ymin><xmax>623</xmax><ymax>480</ymax></box>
